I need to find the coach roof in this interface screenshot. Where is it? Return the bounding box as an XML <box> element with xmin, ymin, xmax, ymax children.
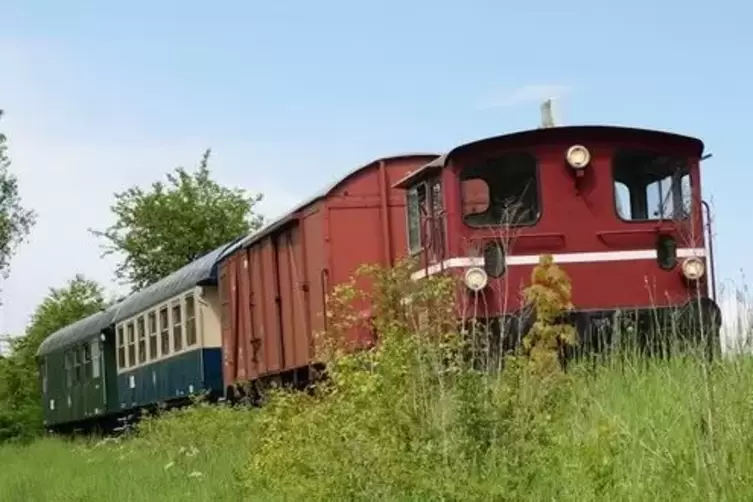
<box><xmin>36</xmin><ymin>306</ymin><xmax>118</xmax><ymax>356</ymax></box>
<box><xmin>110</xmin><ymin>238</ymin><xmax>242</xmax><ymax>324</ymax></box>
<box><xmin>37</xmin><ymin>238</ymin><xmax>243</xmax><ymax>357</ymax></box>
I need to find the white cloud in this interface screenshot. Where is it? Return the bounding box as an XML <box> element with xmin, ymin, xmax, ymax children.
<box><xmin>0</xmin><ymin>40</ymin><xmax>303</xmax><ymax>336</ymax></box>
<box><xmin>477</xmin><ymin>84</ymin><xmax>571</xmax><ymax>110</ymax></box>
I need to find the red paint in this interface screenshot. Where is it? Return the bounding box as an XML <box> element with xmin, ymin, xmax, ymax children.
<box><xmin>219</xmin><ymin>154</ymin><xmax>437</xmax><ymax>389</ymax></box>
<box><xmin>443</xmin><ymin>127</ymin><xmax>710</xmax><ymax>317</ymax></box>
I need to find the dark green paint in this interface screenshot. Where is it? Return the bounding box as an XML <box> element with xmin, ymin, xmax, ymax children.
<box><xmin>116</xmin><ymin>348</ymin><xmax>219</xmax><ymax>411</ymax></box>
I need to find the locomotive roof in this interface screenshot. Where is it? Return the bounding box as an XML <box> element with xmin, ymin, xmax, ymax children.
<box><xmin>228</xmin><ymin>152</ymin><xmax>440</xmax><ymax>252</ymax></box>
<box><xmin>37</xmin><ymin>238</ymin><xmax>243</xmax><ymax>357</ymax></box>
<box><xmin>394</xmin><ymin>125</ymin><xmax>705</xmax><ymax>188</ymax></box>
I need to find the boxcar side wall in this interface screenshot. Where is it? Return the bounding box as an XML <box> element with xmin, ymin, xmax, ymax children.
<box><xmin>220</xmin><ymin>156</ymin><xmax>436</xmax><ymax>391</ymax></box>
<box><xmin>221</xmin><ymin>215</ymin><xmax>318</xmax><ymax>387</ymax></box>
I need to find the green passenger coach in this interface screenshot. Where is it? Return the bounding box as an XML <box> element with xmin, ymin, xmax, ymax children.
<box><xmin>36</xmin><ymin>308</ymin><xmax>119</xmax><ymax>429</ymax></box>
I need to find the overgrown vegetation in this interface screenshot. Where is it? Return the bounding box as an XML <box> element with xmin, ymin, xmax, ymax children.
<box><xmin>3</xmin><ymin>257</ymin><xmax>751</xmax><ymax>501</ymax></box>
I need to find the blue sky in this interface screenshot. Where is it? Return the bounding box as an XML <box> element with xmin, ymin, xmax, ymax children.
<box><xmin>0</xmin><ymin>0</ymin><xmax>750</xmax><ymax>341</ymax></box>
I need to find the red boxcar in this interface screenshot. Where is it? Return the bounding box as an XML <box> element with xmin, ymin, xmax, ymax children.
<box><xmin>218</xmin><ymin>154</ymin><xmax>439</xmax><ymax>395</ymax></box>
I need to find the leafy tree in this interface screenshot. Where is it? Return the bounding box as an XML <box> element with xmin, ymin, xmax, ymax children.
<box><xmin>90</xmin><ymin>148</ymin><xmax>264</xmax><ymax>290</ymax></box>
<box><xmin>0</xmin><ymin>275</ymin><xmax>107</xmax><ymax>442</ymax></box>
<box><xmin>0</xmin><ymin>109</ymin><xmax>37</xmax><ymax>281</ymax></box>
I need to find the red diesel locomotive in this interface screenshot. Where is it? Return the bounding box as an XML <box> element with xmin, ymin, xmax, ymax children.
<box><xmin>219</xmin><ymin>124</ymin><xmax>721</xmax><ymax>395</ymax></box>
<box><xmin>394</xmin><ymin>125</ymin><xmax>719</xmax><ymax>357</ymax></box>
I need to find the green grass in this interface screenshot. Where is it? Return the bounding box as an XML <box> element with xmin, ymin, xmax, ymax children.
<box><xmin>2</xmin><ymin>351</ymin><xmax>753</xmax><ymax>501</ymax></box>
<box><xmin>2</xmin><ymin>263</ymin><xmax>750</xmax><ymax>501</ymax></box>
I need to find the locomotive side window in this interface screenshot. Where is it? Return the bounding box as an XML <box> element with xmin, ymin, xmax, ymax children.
<box><xmin>613</xmin><ymin>150</ymin><xmax>691</xmax><ymax>221</ymax></box>
<box><xmin>406</xmin><ymin>177</ymin><xmax>443</xmax><ymax>255</ymax></box>
<box><xmin>406</xmin><ymin>183</ymin><xmax>426</xmax><ymax>253</ymax></box>
<box><xmin>460</xmin><ymin>152</ymin><xmax>540</xmax><ymax>227</ymax></box>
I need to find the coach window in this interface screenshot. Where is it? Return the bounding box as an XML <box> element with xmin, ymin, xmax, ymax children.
<box><xmin>117</xmin><ymin>325</ymin><xmax>125</xmax><ymax>369</ymax></box>
<box><xmin>41</xmin><ymin>361</ymin><xmax>48</xmax><ymax>394</ymax></box>
<box><xmin>82</xmin><ymin>343</ymin><xmax>91</xmax><ymax>380</ymax></box>
<box><xmin>185</xmin><ymin>294</ymin><xmax>197</xmax><ymax>347</ymax></box>
<box><xmin>91</xmin><ymin>339</ymin><xmax>101</xmax><ymax>379</ymax></box>
<box><xmin>73</xmin><ymin>348</ymin><xmax>81</xmax><ymax>383</ymax></box>
<box><xmin>172</xmin><ymin>303</ymin><xmax>183</xmax><ymax>352</ymax></box>
<box><xmin>65</xmin><ymin>351</ymin><xmax>72</xmax><ymax>388</ymax></box>
<box><xmin>159</xmin><ymin>307</ymin><xmax>170</xmax><ymax>357</ymax></box>
<box><xmin>613</xmin><ymin>150</ymin><xmax>691</xmax><ymax>221</ymax></box>
<box><xmin>460</xmin><ymin>152</ymin><xmax>540</xmax><ymax>227</ymax></box>
<box><xmin>148</xmin><ymin>312</ymin><xmax>158</xmax><ymax>360</ymax></box>
<box><xmin>126</xmin><ymin>322</ymin><xmax>136</xmax><ymax>367</ymax></box>
<box><xmin>137</xmin><ymin>316</ymin><xmax>146</xmax><ymax>364</ymax></box>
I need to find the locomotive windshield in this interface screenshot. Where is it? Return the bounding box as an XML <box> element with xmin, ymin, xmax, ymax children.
<box><xmin>460</xmin><ymin>152</ymin><xmax>540</xmax><ymax>227</ymax></box>
<box><xmin>612</xmin><ymin>149</ymin><xmax>691</xmax><ymax>221</ymax></box>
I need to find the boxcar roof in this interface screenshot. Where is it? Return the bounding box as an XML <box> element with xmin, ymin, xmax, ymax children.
<box><xmin>110</xmin><ymin>238</ymin><xmax>242</xmax><ymax>324</ymax></box>
<box><xmin>393</xmin><ymin>125</ymin><xmax>705</xmax><ymax>189</ymax></box>
<box><xmin>36</xmin><ymin>306</ymin><xmax>118</xmax><ymax>356</ymax></box>
<box><xmin>227</xmin><ymin>152</ymin><xmax>440</xmax><ymax>252</ymax></box>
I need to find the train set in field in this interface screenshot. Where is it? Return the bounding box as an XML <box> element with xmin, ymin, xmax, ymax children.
<box><xmin>36</xmin><ymin>124</ymin><xmax>722</xmax><ymax>431</ymax></box>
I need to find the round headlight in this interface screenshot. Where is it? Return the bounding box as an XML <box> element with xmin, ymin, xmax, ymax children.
<box><xmin>565</xmin><ymin>144</ymin><xmax>591</xmax><ymax>169</ymax></box>
<box><xmin>681</xmin><ymin>257</ymin><xmax>706</xmax><ymax>280</ymax></box>
<box><xmin>464</xmin><ymin>267</ymin><xmax>488</xmax><ymax>292</ymax></box>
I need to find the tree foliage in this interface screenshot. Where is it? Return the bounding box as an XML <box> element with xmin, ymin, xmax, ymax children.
<box><xmin>0</xmin><ymin>109</ymin><xmax>37</xmax><ymax>281</ymax></box>
<box><xmin>0</xmin><ymin>275</ymin><xmax>107</xmax><ymax>442</ymax></box>
<box><xmin>90</xmin><ymin>148</ymin><xmax>264</xmax><ymax>290</ymax></box>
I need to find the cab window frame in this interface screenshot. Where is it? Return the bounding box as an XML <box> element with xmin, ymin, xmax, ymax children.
<box><xmin>612</xmin><ymin>148</ymin><xmax>693</xmax><ymax>223</ymax></box>
<box><xmin>405</xmin><ymin>175</ymin><xmax>444</xmax><ymax>256</ymax></box>
<box><xmin>458</xmin><ymin>150</ymin><xmax>542</xmax><ymax>229</ymax></box>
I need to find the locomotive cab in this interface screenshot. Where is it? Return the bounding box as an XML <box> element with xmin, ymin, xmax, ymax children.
<box><xmin>395</xmin><ymin>125</ymin><xmax>721</xmax><ymax>358</ymax></box>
